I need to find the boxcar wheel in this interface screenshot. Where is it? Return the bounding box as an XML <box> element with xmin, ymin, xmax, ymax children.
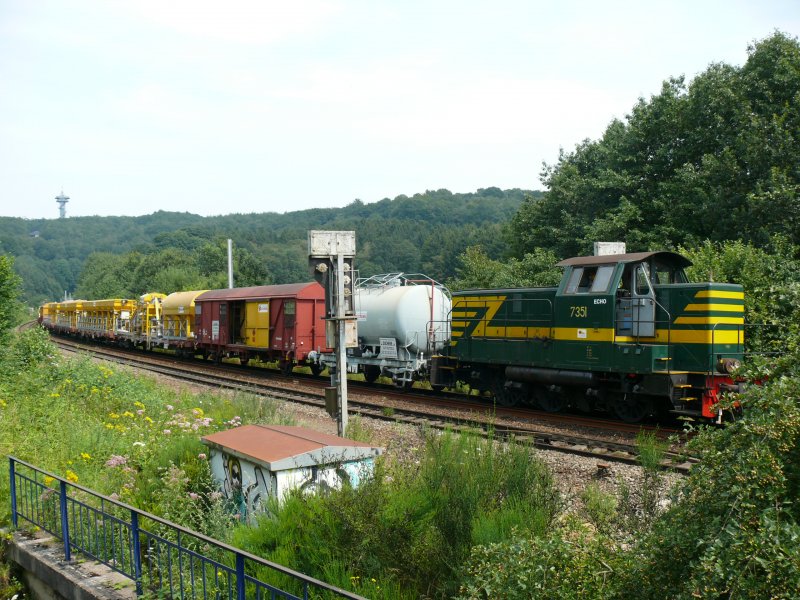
<box><xmin>280</xmin><ymin>360</ymin><xmax>293</xmax><ymax>375</ymax></box>
<box><xmin>310</xmin><ymin>363</ymin><xmax>323</xmax><ymax>376</ymax></box>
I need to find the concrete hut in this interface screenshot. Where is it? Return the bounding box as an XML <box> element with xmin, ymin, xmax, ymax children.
<box><xmin>202</xmin><ymin>424</ymin><xmax>383</xmax><ymax>519</ymax></box>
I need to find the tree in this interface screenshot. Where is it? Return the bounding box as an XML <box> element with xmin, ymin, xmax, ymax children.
<box><xmin>448</xmin><ymin>246</ymin><xmax>562</xmax><ymax>291</ymax></box>
<box><xmin>509</xmin><ymin>32</ymin><xmax>800</xmax><ymax>259</ymax></box>
<box><xmin>0</xmin><ymin>254</ymin><xmax>22</xmax><ymax>337</ymax></box>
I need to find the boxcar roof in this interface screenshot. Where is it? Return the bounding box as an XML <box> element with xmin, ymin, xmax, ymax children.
<box><xmin>196</xmin><ymin>282</ymin><xmax>322</xmax><ymax>302</ymax></box>
<box><xmin>557</xmin><ymin>251</ymin><xmax>691</xmax><ymax>268</ymax></box>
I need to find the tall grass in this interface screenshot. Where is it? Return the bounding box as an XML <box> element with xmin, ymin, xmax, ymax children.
<box><xmin>0</xmin><ymin>328</ymin><xmax>290</xmax><ymax>537</ymax></box>
<box><xmin>234</xmin><ymin>429</ymin><xmax>561</xmax><ymax>598</ymax></box>
<box><xmin>1</xmin><ymin>330</ymin><xmax>563</xmax><ymax>599</ymax></box>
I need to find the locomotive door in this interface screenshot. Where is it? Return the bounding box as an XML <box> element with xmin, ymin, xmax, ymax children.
<box><xmin>631</xmin><ymin>263</ymin><xmax>655</xmax><ymax>337</ymax></box>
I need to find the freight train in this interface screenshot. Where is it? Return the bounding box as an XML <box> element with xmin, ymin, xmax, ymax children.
<box><xmin>39</xmin><ymin>250</ymin><xmax>745</xmax><ymax>422</ymax></box>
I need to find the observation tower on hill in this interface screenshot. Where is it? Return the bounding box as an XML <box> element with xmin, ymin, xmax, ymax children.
<box><xmin>55</xmin><ymin>191</ymin><xmax>69</xmax><ymax>218</ymax></box>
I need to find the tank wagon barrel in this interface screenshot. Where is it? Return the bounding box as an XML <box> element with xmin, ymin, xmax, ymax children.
<box><xmin>311</xmin><ymin>273</ymin><xmax>451</xmax><ymax>387</ymax></box>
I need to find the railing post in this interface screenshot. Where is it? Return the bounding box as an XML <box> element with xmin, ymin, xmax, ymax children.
<box><xmin>59</xmin><ymin>480</ymin><xmax>71</xmax><ymax>561</ymax></box>
<box><xmin>131</xmin><ymin>510</ymin><xmax>143</xmax><ymax>596</ymax></box>
<box><xmin>9</xmin><ymin>457</ymin><xmax>18</xmax><ymax>528</ymax></box>
<box><xmin>236</xmin><ymin>552</ymin><xmax>245</xmax><ymax>600</ymax></box>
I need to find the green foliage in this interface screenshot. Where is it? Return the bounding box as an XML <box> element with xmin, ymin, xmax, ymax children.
<box><xmin>510</xmin><ymin>32</ymin><xmax>800</xmax><ymax>260</ymax></box>
<box><xmin>0</xmin><ymin>337</ymin><xmax>280</xmax><ymax>539</ymax></box>
<box><xmin>233</xmin><ymin>429</ymin><xmax>560</xmax><ymax>598</ymax></box>
<box><xmin>457</xmin><ymin>524</ymin><xmax>623</xmax><ymax>600</ymax></box>
<box><xmin>449</xmin><ymin>246</ymin><xmax>562</xmax><ymax>291</ymax></box>
<box><xmin>0</xmin><ymin>537</ymin><xmax>24</xmax><ymax>600</ymax></box>
<box><xmin>618</xmin><ymin>356</ymin><xmax>800</xmax><ymax>599</ymax></box>
<box><xmin>0</xmin><ymin>254</ymin><xmax>22</xmax><ymax>338</ymax></box>
<box><xmin>3</xmin><ymin>188</ymin><xmax>527</xmax><ymax>305</ymax></box>
<box><xmin>580</xmin><ymin>483</ymin><xmax>618</xmax><ymax>534</ymax></box>
<box><xmin>682</xmin><ymin>238</ymin><xmax>800</xmax><ymax>352</ymax></box>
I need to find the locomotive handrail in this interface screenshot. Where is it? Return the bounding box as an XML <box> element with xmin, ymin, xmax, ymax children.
<box><xmin>9</xmin><ymin>456</ymin><xmax>366</xmax><ymax>600</ymax></box>
<box><xmin>710</xmin><ymin>320</ymin><xmax>747</xmax><ymax>374</ymax></box>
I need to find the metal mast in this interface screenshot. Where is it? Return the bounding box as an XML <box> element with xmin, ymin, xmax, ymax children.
<box><xmin>55</xmin><ymin>191</ymin><xmax>70</xmax><ymax>218</ymax></box>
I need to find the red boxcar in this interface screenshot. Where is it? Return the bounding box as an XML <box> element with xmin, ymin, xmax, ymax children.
<box><xmin>194</xmin><ymin>282</ymin><xmax>328</xmax><ymax>373</ymax></box>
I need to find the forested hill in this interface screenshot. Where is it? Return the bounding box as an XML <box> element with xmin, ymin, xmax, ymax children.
<box><xmin>0</xmin><ymin>187</ymin><xmax>534</xmax><ymax>305</ymax></box>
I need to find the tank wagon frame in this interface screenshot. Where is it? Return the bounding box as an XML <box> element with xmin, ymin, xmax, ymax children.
<box><xmin>431</xmin><ymin>251</ymin><xmax>745</xmax><ymax>422</ymax></box>
<box><xmin>310</xmin><ymin>273</ymin><xmax>452</xmax><ymax>388</ymax></box>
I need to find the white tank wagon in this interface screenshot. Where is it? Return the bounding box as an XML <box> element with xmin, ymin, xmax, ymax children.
<box><xmin>312</xmin><ymin>273</ymin><xmax>451</xmax><ymax>388</ymax></box>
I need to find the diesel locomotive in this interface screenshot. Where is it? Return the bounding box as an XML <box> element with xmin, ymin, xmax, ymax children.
<box><xmin>430</xmin><ymin>251</ymin><xmax>744</xmax><ymax>421</ymax></box>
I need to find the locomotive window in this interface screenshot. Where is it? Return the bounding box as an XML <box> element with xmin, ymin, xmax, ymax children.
<box><xmin>565</xmin><ymin>266</ymin><xmax>614</xmax><ymax>294</ymax></box>
<box><xmin>636</xmin><ymin>264</ymin><xmax>652</xmax><ymax>295</ymax></box>
<box><xmin>591</xmin><ymin>266</ymin><xmax>614</xmax><ymax>292</ymax></box>
<box><xmin>653</xmin><ymin>261</ymin><xmax>688</xmax><ymax>284</ymax></box>
<box><xmin>565</xmin><ymin>268</ymin><xmax>585</xmax><ymax>294</ymax></box>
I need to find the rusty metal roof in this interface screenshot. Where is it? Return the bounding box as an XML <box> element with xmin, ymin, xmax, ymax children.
<box><xmin>556</xmin><ymin>251</ymin><xmax>691</xmax><ymax>268</ymax></box>
<box><xmin>202</xmin><ymin>424</ymin><xmax>382</xmax><ymax>470</ymax></box>
<box><xmin>196</xmin><ymin>282</ymin><xmax>323</xmax><ymax>302</ymax></box>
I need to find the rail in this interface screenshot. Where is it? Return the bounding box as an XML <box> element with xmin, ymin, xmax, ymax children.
<box><xmin>9</xmin><ymin>456</ymin><xmax>365</xmax><ymax>600</ymax></box>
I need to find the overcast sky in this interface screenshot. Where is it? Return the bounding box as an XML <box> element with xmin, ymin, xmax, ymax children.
<box><xmin>1</xmin><ymin>1</ymin><xmax>798</xmax><ymax>220</ymax></box>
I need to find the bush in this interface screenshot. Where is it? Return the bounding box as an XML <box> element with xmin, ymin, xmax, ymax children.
<box><xmin>457</xmin><ymin>525</ymin><xmax>624</xmax><ymax>600</ymax></box>
<box><xmin>234</xmin><ymin>429</ymin><xmax>561</xmax><ymax>598</ymax></box>
<box><xmin>617</xmin><ymin>354</ymin><xmax>800</xmax><ymax>598</ymax></box>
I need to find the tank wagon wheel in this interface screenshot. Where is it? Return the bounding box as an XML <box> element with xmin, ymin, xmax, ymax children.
<box><xmin>534</xmin><ymin>385</ymin><xmax>566</xmax><ymax>413</ymax></box>
<box><xmin>363</xmin><ymin>365</ymin><xmax>381</xmax><ymax>384</ymax></box>
<box><xmin>609</xmin><ymin>393</ymin><xmax>649</xmax><ymax>423</ymax></box>
<box><xmin>393</xmin><ymin>378</ymin><xmax>414</xmax><ymax>391</ymax></box>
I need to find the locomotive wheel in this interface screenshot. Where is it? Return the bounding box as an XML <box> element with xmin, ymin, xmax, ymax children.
<box><xmin>534</xmin><ymin>386</ymin><xmax>565</xmax><ymax>413</ymax></box>
<box><xmin>492</xmin><ymin>380</ymin><xmax>520</xmax><ymax>408</ymax></box>
<box><xmin>363</xmin><ymin>365</ymin><xmax>381</xmax><ymax>384</ymax></box>
<box><xmin>610</xmin><ymin>393</ymin><xmax>649</xmax><ymax>423</ymax></box>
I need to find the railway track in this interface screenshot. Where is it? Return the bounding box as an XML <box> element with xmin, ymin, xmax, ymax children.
<box><xmin>51</xmin><ymin>335</ymin><xmax>697</xmax><ymax>474</ymax></box>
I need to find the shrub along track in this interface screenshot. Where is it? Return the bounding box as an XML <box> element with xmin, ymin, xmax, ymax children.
<box><xmin>50</xmin><ymin>335</ymin><xmax>696</xmax><ymax>474</ymax></box>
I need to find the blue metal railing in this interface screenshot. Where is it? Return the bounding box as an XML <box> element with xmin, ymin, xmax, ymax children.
<box><xmin>9</xmin><ymin>456</ymin><xmax>366</xmax><ymax>600</ymax></box>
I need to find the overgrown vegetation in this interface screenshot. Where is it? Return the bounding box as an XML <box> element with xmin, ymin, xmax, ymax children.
<box><xmin>2</xmin><ymin>312</ymin><xmax>800</xmax><ymax>597</ymax></box>
<box><xmin>233</xmin><ymin>429</ymin><xmax>560</xmax><ymax>598</ymax></box>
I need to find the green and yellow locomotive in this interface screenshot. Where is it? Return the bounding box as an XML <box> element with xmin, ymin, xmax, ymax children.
<box><xmin>431</xmin><ymin>251</ymin><xmax>744</xmax><ymax>422</ymax></box>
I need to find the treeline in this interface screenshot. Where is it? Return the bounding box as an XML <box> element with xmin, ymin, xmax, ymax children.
<box><xmin>0</xmin><ymin>187</ymin><xmax>530</xmax><ymax>305</ymax></box>
<box><xmin>453</xmin><ymin>32</ymin><xmax>800</xmax><ymax>349</ymax></box>
<box><xmin>508</xmin><ymin>31</ymin><xmax>800</xmax><ymax>259</ymax></box>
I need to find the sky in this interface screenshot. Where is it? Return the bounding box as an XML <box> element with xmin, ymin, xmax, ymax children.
<box><xmin>1</xmin><ymin>1</ymin><xmax>798</xmax><ymax>220</ymax></box>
